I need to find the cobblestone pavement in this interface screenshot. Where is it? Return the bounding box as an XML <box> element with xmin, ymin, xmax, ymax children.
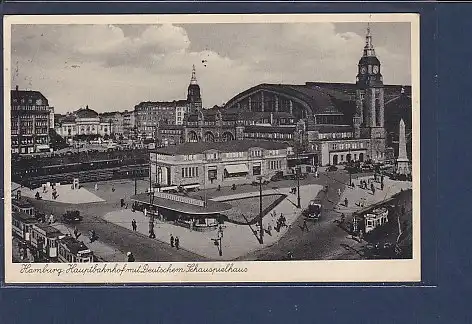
<box><xmin>237</xmin><ymin>171</ymin><xmax>413</xmax><ymax>261</ymax></box>
<box><xmin>26</xmin><ymin>198</ymin><xmax>206</xmax><ymax>262</ymax></box>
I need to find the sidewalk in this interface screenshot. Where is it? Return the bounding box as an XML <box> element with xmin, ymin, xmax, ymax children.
<box><xmin>103</xmin><ymin>184</ymin><xmax>322</xmax><ymax>260</ymax></box>
<box><xmin>334</xmin><ymin>176</ymin><xmax>412</xmax><ymax>214</ymax></box>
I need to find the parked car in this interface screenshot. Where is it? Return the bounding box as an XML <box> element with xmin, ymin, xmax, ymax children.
<box><xmin>62</xmin><ymin>210</ymin><xmax>83</xmax><ymax>223</ymax></box>
<box><xmin>326</xmin><ymin>165</ymin><xmax>338</xmax><ymax>172</ymax></box>
<box><xmin>270</xmin><ymin>172</ymin><xmax>285</xmax><ymax>182</ymax></box>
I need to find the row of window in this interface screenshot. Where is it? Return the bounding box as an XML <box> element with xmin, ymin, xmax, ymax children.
<box><xmin>181</xmin><ymin>167</ymin><xmax>199</xmax><ymax>178</ymax></box>
<box><xmin>268</xmin><ymin>160</ymin><xmax>283</xmax><ymax>170</ymax></box>
<box><xmin>318</xmin><ymin>132</ymin><xmax>353</xmax><ymax>140</ymax></box>
<box><xmin>332</xmin><ymin>142</ymin><xmax>365</xmax><ymax>150</ymax></box>
<box><xmin>245</xmin><ymin>132</ymin><xmax>294</xmax><ymax>140</ymax></box>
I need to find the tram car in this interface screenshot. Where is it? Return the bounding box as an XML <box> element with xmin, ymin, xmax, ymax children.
<box><xmin>12</xmin><ymin>210</ymin><xmax>38</xmax><ymax>242</ymax></box>
<box><xmin>30</xmin><ymin>223</ymin><xmax>62</xmax><ymax>259</ymax></box>
<box><xmin>57</xmin><ymin>236</ymin><xmax>94</xmax><ymax>263</ymax></box>
<box><xmin>364</xmin><ymin>207</ymin><xmax>389</xmax><ymax>233</ymax></box>
<box><xmin>12</xmin><ymin>196</ymin><xmax>35</xmax><ymax>217</ymax></box>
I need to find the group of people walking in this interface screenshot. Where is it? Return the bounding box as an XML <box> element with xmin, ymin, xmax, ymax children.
<box><xmin>170</xmin><ymin>234</ymin><xmax>180</xmax><ymax>250</ymax></box>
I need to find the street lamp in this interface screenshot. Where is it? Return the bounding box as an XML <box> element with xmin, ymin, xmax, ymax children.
<box><xmin>257</xmin><ymin>175</ymin><xmax>264</xmax><ymax>244</ymax></box>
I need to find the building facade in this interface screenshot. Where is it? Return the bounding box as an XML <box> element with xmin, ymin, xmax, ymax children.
<box><xmin>122</xmin><ymin>110</ymin><xmax>136</xmax><ymax>139</ymax></box>
<box><xmin>181</xmin><ymin>25</ymin><xmax>410</xmax><ymax>166</ymax></box>
<box><xmin>11</xmin><ymin>86</ymin><xmax>51</xmax><ymax>154</ymax></box>
<box><xmin>150</xmin><ymin>140</ymin><xmax>289</xmax><ymax>189</ymax></box>
<box><xmin>55</xmin><ymin>106</ymin><xmax>113</xmax><ymax>140</ymax></box>
<box><xmin>100</xmin><ymin>112</ymin><xmax>124</xmax><ymax>137</ymax></box>
<box><xmin>135</xmin><ymin>66</ymin><xmax>200</xmax><ymax>140</ymax></box>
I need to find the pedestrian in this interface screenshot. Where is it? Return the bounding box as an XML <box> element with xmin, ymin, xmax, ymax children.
<box><xmin>49</xmin><ymin>213</ymin><xmax>55</xmax><ymax>224</ymax></box>
<box><xmin>74</xmin><ymin>227</ymin><xmax>80</xmax><ymax>239</ymax></box>
<box><xmin>371</xmin><ymin>183</ymin><xmax>376</xmax><ymax>195</ymax></box>
<box><xmin>112</xmin><ymin>185</ymin><xmax>115</xmax><ymax>192</ymax></box>
<box><xmin>340</xmin><ymin>213</ymin><xmax>345</xmax><ymax>224</ymax></box>
<box><xmin>120</xmin><ymin>198</ymin><xmax>125</xmax><ymax>208</ymax></box>
<box><xmin>131</xmin><ymin>219</ymin><xmax>137</xmax><ymax>231</ymax></box>
<box><xmin>301</xmin><ymin>219</ymin><xmax>309</xmax><ymax>232</ymax></box>
<box><xmin>381</xmin><ymin>181</ymin><xmax>384</xmax><ymax>191</ymax></box>
<box><xmin>144</xmin><ymin>208</ymin><xmax>147</xmax><ymax>217</ymax></box>
<box><xmin>287</xmin><ymin>251</ymin><xmax>293</xmax><ymax>260</ymax></box>
<box><xmin>170</xmin><ymin>234</ymin><xmax>174</xmax><ymax>247</ymax></box>
<box><xmin>95</xmin><ymin>183</ymin><xmax>98</xmax><ymax>191</ymax></box>
<box><xmin>267</xmin><ymin>223</ymin><xmax>272</xmax><ymax>236</ymax></box>
<box><xmin>344</xmin><ymin>197</ymin><xmax>348</xmax><ymax>207</ymax></box>
<box><xmin>127</xmin><ymin>252</ymin><xmax>135</xmax><ymax>262</ymax></box>
<box><xmin>175</xmin><ymin>236</ymin><xmax>180</xmax><ymax>250</ymax></box>
<box><xmin>337</xmin><ymin>188</ymin><xmax>341</xmax><ymax>197</ymax></box>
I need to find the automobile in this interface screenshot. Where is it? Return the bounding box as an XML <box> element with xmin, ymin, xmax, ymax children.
<box><xmin>270</xmin><ymin>171</ymin><xmax>285</xmax><ymax>182</ymax></box>
<box><xmin>326</xmin><ymin>165</ymin><xmax>338</xmax><ymax>172</ymax></box>
<box><xmin>62</xmin><ymin>210</ymin><xmax>83</xmax><ymax>223</ymax></box>
<box><xmin>251</xmin><ymin>178</ymin><xmax>270</xmax><ymax>186</ymax></box>
<box><xmin>302</xmin><ymin>200</ymin><xmax>322</xmax><ymax>220</ymax></box>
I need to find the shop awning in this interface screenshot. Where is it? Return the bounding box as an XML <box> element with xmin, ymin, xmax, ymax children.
<box><xmin>225</xmin><ymin>164</ymin><xmax>249</xmax><ymax>174</ymax></box>
<box><xmin>184</xmin><ymin>184</ymin><xmax>200</xmax><ymax>189</ymax></box>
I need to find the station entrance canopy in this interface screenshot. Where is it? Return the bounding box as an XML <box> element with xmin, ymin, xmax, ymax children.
<box><xmin>131</xmin><ymin>192</ymin><xmax>232</xmax><ymax>216</ymax></box>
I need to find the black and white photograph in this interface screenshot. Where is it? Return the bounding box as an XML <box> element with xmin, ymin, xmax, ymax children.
<box><xmin>4</xmin><ymin>14</ymin><xmax>420</xmax><ymax>283</ymax></box>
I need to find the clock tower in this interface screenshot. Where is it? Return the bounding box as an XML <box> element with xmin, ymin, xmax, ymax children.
<box><xmin>355</xmin><ymin>24</ymin><xmax>386</xmax><ymax>162</ymax></box>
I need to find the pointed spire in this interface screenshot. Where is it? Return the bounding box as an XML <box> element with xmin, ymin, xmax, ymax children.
<box><xmin>363</xmin><ymin>23</ymin><xmax>376</xmax><ymax>57</ymax></box>
<box><xmin>190</xmin><ymin>64</ymin><xmax>198</xmax><ymax>85</ymax></box>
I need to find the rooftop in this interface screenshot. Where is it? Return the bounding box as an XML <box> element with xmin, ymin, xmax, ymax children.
<box><xmin>11</xmin><ymin>89</ymin><xmax>49</xmax><ymax>106</ymax></box>
<box><xmin>34</xmin><ymin>223</ymin><xmax>62</xmax><ymax>236</ymax></box>
<box><xmin>59</xmin><ymin>236</ymin><xmax>91</xmax><ymax>255</ymax></box>
<box><xmin>12</xmin><ymin>210</ymin><xmax>37</xmax><ymax>223</ymax></box>
<box><xmin>12</xmin><ymin>197</ymin><xmax>34</xmax><ymax>209</ymax></box>
<box><xmin>153</xmin><ymin>140</ymin><xmax>290</xmax><ymax>155</ymax></box>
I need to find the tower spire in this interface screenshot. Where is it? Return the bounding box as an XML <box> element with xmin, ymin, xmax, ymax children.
<box><xmin>190</xmin><ymin>64</ymin><xmax>198</xmax><ymax>85</ymax></box>
<box><xmin>363</xmin><ymin>23</ymin><xmax>376</xmax><ymax>57</ymax></box>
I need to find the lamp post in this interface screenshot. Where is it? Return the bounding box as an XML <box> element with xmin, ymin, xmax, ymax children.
<box><xmin>257</xmin><ymin>175</ymin><xmax>264</xmax><ymax>244</ymax></box>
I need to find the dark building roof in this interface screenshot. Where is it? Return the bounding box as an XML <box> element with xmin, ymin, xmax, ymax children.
<box><xmin>306</xmin><ymin>81</ymin><xmax>411</xmax><ymax>102</ymax></box>
<box><xmin>314</xmin><ymin>125</ymin><xmax>353</xmax><ymax>133</ymax></box>
<box><xmin>224</xmin><ymin>83</ymin><xmax>352</xmax><ymax>116</ymax></box>
<box><xmin>59</xmin><ymin>236</ymin><xmax>91</xmax><ymax>255</ymax></box>
<box><xmin>12</xmin><ymin>197</ymin><xmax>34</xmax><ymax>208</ymax></box>
<box><xmin>60</xmin><ymin>115</ymin><xmax>77</xmax><ymax>123</ymax></box>
<box><xmin>12</xmin><ymin>210</ymin><xmax>37</xmax><ymax>223</ymax></box>
<box><xmin>244</xmin><ymin>125</ymin><xmax>296</xmax><ymax>134</ymax></box>
<box><xmin>11</xmin><ymin>89</ymin><xmax>49</xmax><ymax>106</ymax></box>
<box><xmin>153</xmin><ymin>140</ymin><xmax>289</xmax><ymax>155</ymax></box>
<box><xmin>76</xmin><ymin>106</ymin><xmax>99</xmax><ymax>119</ymax></box>
<box><xmin>34</xmin><ymin>223</ymin><xmax>62</xmax><ymax>236</ymax></box>
<box><xmin>385</xmin><ymin>93</ymin><xmax>412</xmax><ymax>132</ymax></box>
<box><xmin>135</xmin><ymin>100</ymin><xmax>188</xmax><ymax>109</ymax></box>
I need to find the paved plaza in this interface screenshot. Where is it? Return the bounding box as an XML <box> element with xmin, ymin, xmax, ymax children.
<box><xmin>103</xmin><ymin>184</ymin><xmax>322</xmax><ymax>260</ymax></box>
<box><xmin>13</xmin><ymin>182</ymin><xmax>104</xmax><ymax>204</ymax></box>
<box><xmin>334</xmin><ymin>176</ymin><xmax>412</xmax><ymax>214</ymax></box>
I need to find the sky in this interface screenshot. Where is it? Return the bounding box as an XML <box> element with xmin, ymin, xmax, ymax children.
<box><xmin>11</xmin><ymin>22</ymin><xmax>411</xmax><ymax>114</ymax></box>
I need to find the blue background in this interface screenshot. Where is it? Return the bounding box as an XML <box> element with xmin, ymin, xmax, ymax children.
<box><xmin>1</xmin><ymin>1</ymin><xmax>471</xmax><ymax>322</ymax></box>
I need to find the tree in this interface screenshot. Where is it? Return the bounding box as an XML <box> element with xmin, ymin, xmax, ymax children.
<box><xmin>49</xmin><ymin>128</ymin><xmax>68</xmax><ymax>150</ymax></box>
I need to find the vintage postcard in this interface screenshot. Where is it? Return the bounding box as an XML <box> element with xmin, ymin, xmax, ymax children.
<box><xmin>3</xmin><ymin>13</ymin><xmax>420</xmax><ymax>284</ymax></box>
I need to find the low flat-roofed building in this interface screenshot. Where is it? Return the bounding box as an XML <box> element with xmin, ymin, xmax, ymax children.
<box><xmin>149</xmin><ymin>140</ymin><xmax>290</xmax><ymax>189</ymax></box>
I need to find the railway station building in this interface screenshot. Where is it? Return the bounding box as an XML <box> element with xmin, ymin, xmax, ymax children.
<box><xmin>149</xmin><ymin>140</ymin><xmax>290</xmax><ymax>190</ymax></box>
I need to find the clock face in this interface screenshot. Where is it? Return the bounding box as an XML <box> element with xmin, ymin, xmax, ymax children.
<box><xmin>360</xmin><ymin>66</ymin><xmax>367</xmax><ymax>74</ymax></box>
<box><xmin>373</xmin><ymin>65</ymin><xmax>379</xmax><ymax>74</ymax></box>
